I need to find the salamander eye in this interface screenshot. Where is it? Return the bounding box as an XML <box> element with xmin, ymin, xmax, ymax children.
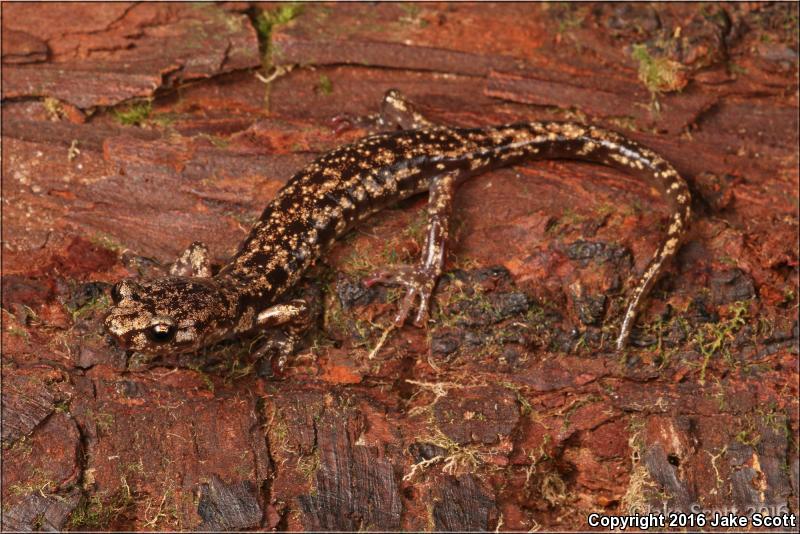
<box><xmin>147</xmin><ymin>323</ymin><xmax>176</xmax><ymax>344</ymax></box>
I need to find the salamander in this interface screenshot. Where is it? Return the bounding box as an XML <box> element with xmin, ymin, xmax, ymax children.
<box><xmin>105</xmin><ymin>90</ymin><xmax>690</xmax><ymax>358</ymax></box>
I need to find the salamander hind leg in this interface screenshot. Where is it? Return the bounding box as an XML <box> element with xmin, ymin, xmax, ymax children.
<box><xmin>331</xmin><ymin>89</ymin><xmax>436</xmax><ymax>134</ymax></box>
<box><xmin>363</xmin><ymin>171</ymin><xmax>457</xmax><ymax>327</ymax></box>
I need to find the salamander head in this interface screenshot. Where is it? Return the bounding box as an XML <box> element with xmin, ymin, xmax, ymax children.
<box><xmin>104</xmin><ymin>277</ymin><xmax>235</xmax><ymax>354</ymax></box>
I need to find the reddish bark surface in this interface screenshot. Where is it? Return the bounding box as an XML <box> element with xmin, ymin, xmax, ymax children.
<box><xmin>2</xmin><ymin>2</ymin><xmax>798</xmax><ymax>531</ymax></box>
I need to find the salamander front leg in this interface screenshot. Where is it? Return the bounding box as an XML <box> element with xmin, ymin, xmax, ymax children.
<box><xmin>332</xmin><ymin>89</ymin><xmax>435</xmax><ymax>134</ymax></box>
<box><xmin>377</xmin><ymin>89</ymin><xmax>435</xmax><ymax>130</ymax></box>
<box><xmin>169</xmin><ymin>241</ymin><xmax>212</xmax><ymax>278</ymax></box>
<box><xmin>252</xmin><ymin>299</ymin><xmax>313</xmax><ymax>375</ymax></box>
<box><xmin>364</xmin><ymin>172</ymin><xmax>458</xmax><ymax>327</ymax></box>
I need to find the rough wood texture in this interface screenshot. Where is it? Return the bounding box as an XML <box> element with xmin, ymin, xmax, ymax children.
<box><xmin>2</xmin><ymin>2</ymin><xmax>798</xmax><ymax>531</ymax></box>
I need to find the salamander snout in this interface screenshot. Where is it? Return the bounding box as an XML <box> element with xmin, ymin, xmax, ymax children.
<box><xmin>104</xmin><ymin>276</ymin><xmax>232</xmax><ymax>354</ymax></box>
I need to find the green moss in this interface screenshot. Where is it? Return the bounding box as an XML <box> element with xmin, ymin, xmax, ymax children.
<box><xmin>188</xmin><ymin>364</ymin><xmax>215</xmax><ymax>393</ymax></box>
<box><xmin>758</xmin><ymin>404</ymin><xmax>790</xmax><ymax>440</ymax></box>
<box><xmin>69</xmin><ymin>295</ymin><xmax>111</xmax><ymax>322</ymax></box>
<box><xmin>126</xmin><ymin>459</ymin><xmax>145</xmax><ymax>474</ymax></box>
<box><xmin>198</xmin><ymin>133</ymin><xmax>230</xmax><ymax>148</ymax></box>
<box><xmin>735</xmin><ymin>417</ymin><xmax>761</xmax><ymax>447</ymax></box>
<box><xmin>113</xmin><ymin>100</ymin><xmax>152</xmax><ymax>127</ymax></box>
<box><xmin>694</xmin><ymin>300</ymin><xmax>749</xmax><ymax>384</ymax></box>
<box><xmin>8</xmin><ymin>471</ymin><xmax>52</xmax><ymax>496</ymax></box>
<box><xmin>68</xmin><ymin>495</ymin><xmax>106</xmax><ymax>529</ymax></box>
<box><xmin>89</xmin><ymin>232</ymin><xmax>125</xmax><ymax>252</ymax></box>
<box><xmin>631</xmin><ymin>44</ymin><xmax>685</xmax><ymax>96</ymax></box>
<box><xmin>90</xmin><ymin>410</ymin><xmax>115</xmax><ymax>435</ymax></box>
<box><xmin>269</xmin><ymin>418</ymin><xmax>291</xmax><ymax>454</ymax></box>
<box><xmin>351</xmin><ymin>318</ymin><xmax>381</xmax><ymax>349</ymax></box>
<box><xmin>6</xmin><ymin>326</ymin><xmax>29</xmax><ymax>340</ymax></box>
<box><xmin>43</xmin><ymin>97</ymin><xmax>65</xmax><ymax>121</ymax></box>
<box><xmin>373</xmin><ymin>210</ymin><xmax>428</xmax><ymax>267</ymax></box>
<box><xmin>547</xmin><ymin>207</ymin><xmax>588</xmax><ymax>234</ymax></box>
<box><xmin>126</xmin><ymin>352</ymin><xmax>156</xmax><ymax>371</ymax></box>
<box><xmin>68</xmin><ymin>484</ymin><xmax>135</xmax><ymax>530</ymax></box>
<box><xmin>224</xmin><ymin>357</ymin><xmax>254</xmax><ymax>384</ymax></box>
<box><xmin>402</xmin><ymin>209</ymin><xmax>428</xmax><ymax>245</ymax></box>
<box><xmin>398</xmin><ymin>3</ymin><xmax>428</xmax><ymax>27</ymax></box>
<box><xmin>560</xmin><ymin>395</ymin><xmax>600</xmax><ymax>431</ymax></box>
<box><xmin>255</xmin><ymin>2</ymin><xmax>304</xmax><ymax>62</ymax></box>
<box><xmin>6</xmin><ymin>436</ymin><xmax>32</xmax><ymax>455</ymax></box>
<box><xmin>542</xmin><ymin>2</ymin><xmax>589</xmax><ymax>37</ymax></box>
<box><xmin>782</xmin><ymin>288</ymin><xmax>795</xmax><ymax>305</ymax></box>
<box><xmin>297</xmin><ymin>449</ymin><xmax>321</xmax><ymax>488</ymax></box>
<box><xmin>317</xmin><ymin>74</ymin><xmax>333</xmax><ymax>95</ymax></box>
<box><xmin>256</xmin><ymin>3</ymin><xmax>304</xmax><ymax>37</ymax></box>
<box><xmin>342</xmin><ymin>248</ymin><xmax>377</xmax><ymax>275</ymax></box>
<box><xmin>642</xmin><ymin>313</ymin><xmax>689</xmax><ymax>366</ymax></box>
<box><xmin>384</xmin><ymin>286</ymin><xmax>404</xmax><ymax>304</ymax></box>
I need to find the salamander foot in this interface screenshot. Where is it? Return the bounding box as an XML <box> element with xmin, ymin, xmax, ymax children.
<box><xmin>364</xmin><ymin>265</ymin><xmax>438</xmax><ymax>327</ymax></box>
<box><xmin>252</xmin><ymin>332</ymin><xmax>295</xmax><ymax>379</ymax></box>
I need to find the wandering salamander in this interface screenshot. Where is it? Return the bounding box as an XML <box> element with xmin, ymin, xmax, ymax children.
<box><xmin>105</xmin><ymin>90</ymin><xmax>690</xmax><ymax>358</ymax></box>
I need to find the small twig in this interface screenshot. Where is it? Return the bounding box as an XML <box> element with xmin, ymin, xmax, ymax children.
<box><xmin>255</xmin><ymin>64</ymin><xmax>294</xmax><ymax>85</ymax></box>
<box><xmin>402</xmin><ymin>455</ymin><xmax>443</xmax><ymax>481</ymax></box>
<box><xmin>368</xmin><ymin>324</ymin><xmax>395</xmax><ymax>360</ymax></box>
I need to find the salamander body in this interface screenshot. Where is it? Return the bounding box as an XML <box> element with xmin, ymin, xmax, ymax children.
<box><xmin>105</xmin><ymin>90</ymin><xmax>690</xmax><ymax>356</ymax></box>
